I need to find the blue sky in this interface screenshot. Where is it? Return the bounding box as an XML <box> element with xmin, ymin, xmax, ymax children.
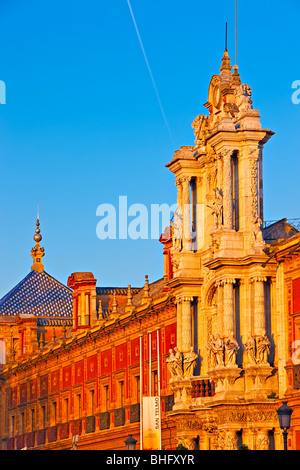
<box><xmin>0</xmin><ymin>0</ymin><xmax>299</xmax><ymax>296</ymax></box>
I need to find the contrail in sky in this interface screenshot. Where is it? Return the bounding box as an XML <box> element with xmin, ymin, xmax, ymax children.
<box><xmin>125</xmin><ymin>0</ymin><xmax>175</xmax><ymax>146</ymax></box>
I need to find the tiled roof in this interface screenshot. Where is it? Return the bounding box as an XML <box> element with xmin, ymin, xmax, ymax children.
<box><xmin>0</xmin><ymin>270</ymin><xmax>73</xmax><ymax>323</ymax></box>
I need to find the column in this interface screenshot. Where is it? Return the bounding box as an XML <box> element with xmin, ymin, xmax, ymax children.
<box><xmin>276</xmin><ymin>262</ymin><xmax>288</xmax><ymax>396</ymax></box>
<box><xmin>223</xmin><ymin>150</ymin><xmax>233</xmax><ymax>230</ymax></box>
<box><xmin>85</xmin><ymin>293</ymin><xmax>90</xmax><ymax>326</ymax></box>
<box><xmin>176</xmin><ymin>297</ymin><xmax>182</xmax><ymax>351</ymax></box>
<box><xmin>251</xmin><ymin>276</ymin><xmax>267</xmax><ymax>336</ymax></box>
<box><xmin>81</xmin><ymin>293</ymin><xmax>85</xmax><ymax>326</ymax></box>
<box><xmin>222</xmin><ymin>279</ymin><xmax>236</xmax><ymax>338</ymax></box>
<box><xmin>77</xmin><ymin>294</ymin><xmax>81</xmax><ymax>327</ymax></box>
<box><xmin>181</xmin><ymin>297</ymin><xmax>193</xmax><ymax>353</ymax></box>
<box><xmin>181</xmin><ymin>177</ymin><xmax>191</xmax><ymax>251</ymax></box>
<box><xmin>216</xmin><ymin>281</ymin><xmax>224</xmax><ymax>334</ymax></box>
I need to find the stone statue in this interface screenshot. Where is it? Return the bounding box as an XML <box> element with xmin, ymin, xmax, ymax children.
<box><xmin>208</xmin><ymin>188</ymin><xmax>223</xmax><ymax>228</ymax></box>
<box><xmin>207</xmin><ymin>334</ymin><xmax>224</xmax><ymax>368</ymax></box>
<box><xmin>167</xmin><ymin>347</ymin><xmax>183</xmax><ymax>379</ymax></box>
<box><xmin>174</xmin><ymin>347</ymin><xmax>183</xmax><ymax>376</ymax></box>
<box><xmin>166</xmin><ymin>349</ymin><xmax>178</xmax><ymax>380</ymax></box>
<box><xmin>225</xmin><ymin>337</ymin><xmax>239</xmax><ymax>366</ymax></box>
<box><xmin>251</xmin><ymin>213</ymin><xmax>264</xmax><ymax>243</ymax></box>
<box><xmin>183</xmin><ymin>347</ymin><xmax>198</xmax><ymax>378</ymax></box>
<box><xmin>244</xmin><ymin>334</ymin><xmax>256</xmax><ymax>365</ymax></box>
<box><xmin>192</xmin><ymin>114</ymin><xmax>208</xmax><ymax>147</ymax></box>
<box><xmin>171</xmin><ymin>210</ymin><xmax>183</xmax><ymax>252</ymax></box>
<box><xmin>256</xmin><ymin>335</ymin><xmax>271</xmax><ymax>364</ymax></box>
<box><xmin>235</xmin><ymin>84</ymin><xmax>253</xmax><ymax>112</ymax></box>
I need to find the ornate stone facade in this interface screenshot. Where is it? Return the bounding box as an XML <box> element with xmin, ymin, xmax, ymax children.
<box><xmin>0</xmin><ymin>47</ymin><xmax>299</xmax><ymax>451</ymax></box>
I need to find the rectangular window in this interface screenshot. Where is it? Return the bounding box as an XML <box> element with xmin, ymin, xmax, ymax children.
<box><xmin>64</xmin><ymin>398</ymin><xmax>69</xmax><ymax>422</ymax></box>
<box><xmin>75</xmin><ymin>394</ymin><xmax>82</xmax><ymax>418</ymax></box>
<box><xmin>41</xmin><ymin>405</ymin><xmax>46</xmax><ymax>429</ymax></box>
<box><xmin>31</xmin><ymin>409</ymin><xmax>35</xmax><ymax>432</ymax></box>
<box><xmin>136</xmin><ymin>376</ymin><xmax>140</xmax><ymax>403</ymax></box>
<box><xmin>119</xmin><ymin>381</ymin><xmax>124</xmax><ymax>407</ymax></box>
<box><xmin>152</xmin><ymin>371</ymin><xmax>158</xmax><ymax>396</ymax></box>
<box><xmin>21</xmin><ymin>412</ymin><xmax>25</xmax><ymax>435</ymax></box>
<box><xmin>11</xmin><ymin>415</ymin><xmax>15</xmax><ymax>437</ymax></box>
<box><xmin>52</xmin><ymin>402</ymin><xmax>57</xmax><ymax>425</ymax></box>
<box><xmin>104</xmin><ymin>385</ymin><xmax>109</xmax><ymax>411</ymax></box>
<box><xmin>89</xmin><ymin>389</ymin><xmax>95</xmax><ymax>414</ymax></box>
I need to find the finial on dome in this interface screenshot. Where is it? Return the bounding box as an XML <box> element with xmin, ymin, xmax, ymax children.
<box><xmin>31</xmin><ymin>205</ymin><xmax>45</xmax><ymax>272</ymax></box>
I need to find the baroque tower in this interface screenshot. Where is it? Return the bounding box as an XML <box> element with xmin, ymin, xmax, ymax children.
<box><xmin>166</xmin><ymin>48</ymin><xmax>278</xmax><ymax>411</ymax></box>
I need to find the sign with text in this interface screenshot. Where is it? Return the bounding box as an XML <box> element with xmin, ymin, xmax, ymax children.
<box><xmin>142</xmin><ymin>396</ymin><xmax>161</xmax><ymax>450</ymax></box>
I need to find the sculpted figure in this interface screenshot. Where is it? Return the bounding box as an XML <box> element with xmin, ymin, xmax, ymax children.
<box><xmin>207</xmin><ymin>334</ymin><xmax>224</xmax><ymax>368</ymax></box>
<box><xmin>167</xmin><ymin>347</ymin><xmax>183</xmax><ymax>379</ymax></box>
<box><xmin>166</xmin><ymin>349</ymin><xmax>178</xmax><ymax>380</ymax></box>
<box><xmin>192</xmin><ymin>114</ymin><xmax>208</xmax><ymax>147</ymax></box>
<box><xmin>251</xmin><ymin>214</ymin><xmax>264</xmax><ymax>243</ymax></box>
<box><xmin>208</xmin><ymin>188</ymin><xmax>223</xmax><ymax>228</ymax></box>
<box><xmin>235</xmin><ymin>83</ymin><xmax>253</xmax><ymax>112</ymax></box>
<box><xmin>183</xmin><ymin>347</ymin><xmax>198</xmax><ymax>378</ymax></box>
<box><xmin>256</xmin><ymin>335</ymin><xmax>271</xmax><ymax>364</ymax></box>
<box><xmin>171</xmin><ymin>210</ymin><xmax>183</xmax><ymax>252</ymax></box>
<box><xmin>225</xmin><ymin>337</ymin><xmax>239</xmax><ymax>366</ymax></box>
<box><xmin>207</xmin><ymin>334</ymin><xmax>217</xmax><ymax>368</ymax></box>
<box><xmin>244</xmin><ymin>334</ymin><xmax>256</xmax><ymax>364</ymax></box>
<box><xmin>174</xmin><ymin>347</ymin><xmax>183</xmax><ymax>377</ymax></box>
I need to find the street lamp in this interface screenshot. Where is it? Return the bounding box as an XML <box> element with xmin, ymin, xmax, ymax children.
<box><xmin>125</xmin><ymin>435</ymin><xmax>137</xmax><ymax>451</ymax></box>
<box><xmin>276</xmin><ymin>401</ymin><xmax>293</xmax><ymax>450</ymax></box>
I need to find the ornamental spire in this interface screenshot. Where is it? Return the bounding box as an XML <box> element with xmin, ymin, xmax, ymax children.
<box><xmin>219</xmin><ymin>48</ymin><xmax>232</xmax><ymax>76</ymax></box>
<box><xmin>31</xmin><ymin>204</ymin><xmax>45</xmax><ymax>272</ymax></box>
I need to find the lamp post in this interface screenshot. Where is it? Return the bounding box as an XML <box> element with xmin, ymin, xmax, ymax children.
<box><xmin>276</xmin><ymin>401</ymin><xmax>293</xmax><ymax>450</ymax></box>
<box><xmin>125</xmin><ymin>435</ymin><xmax>137</xmax><ymax>451</ymax></box>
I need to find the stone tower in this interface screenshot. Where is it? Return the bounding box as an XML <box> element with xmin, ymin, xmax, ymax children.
<box><xmin>166</xmin><ymin>49</ymin><xmax>278</xmax><ymax>408</ymax></box>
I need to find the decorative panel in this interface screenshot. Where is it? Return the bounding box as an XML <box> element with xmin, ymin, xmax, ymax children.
<box><xmin>85</xmin><ymin>415</ymin><xmax>95</xmax><ymax>434</ymax></box>
<box><xmin>130</xmin><ymin>403</ymin><xmax>140</xmax><ymax>423</ymax></box>
<box><xmin>114</xmin><ymin>407</ymin><xmax>125</xmax><ymax>427</ymax></box>
<box><xmin>99</xmin><ymin>411</ymin><xmax>110</xmax><ymax>430</ymax></box>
